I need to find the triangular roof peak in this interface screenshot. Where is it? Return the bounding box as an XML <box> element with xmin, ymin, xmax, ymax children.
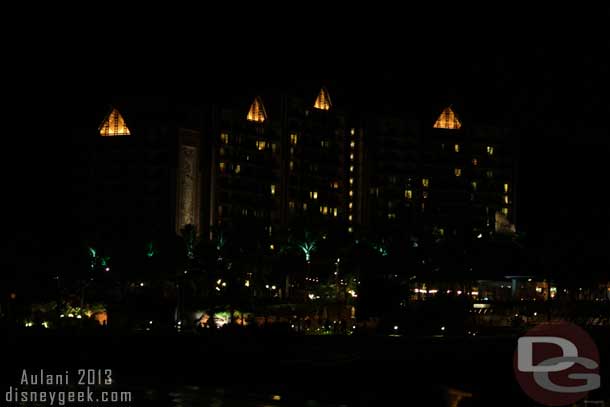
<box><xmin>247</xmin><ymin>96</ymin><xmax>267</xmax><ymax>123</ymax></box>
<box><xmin>99</xmin><ymin>107</ymin><xmax>131</xmax><ymax>136</ymax></box>
<box><xmin>313</xmin><ymin>86</ymin><xmax>332</xmax><ymax>110</ymax></box>
<box><xmin>433</xmin><ymin>106</ymin><xmax>462</xmax><ymax>129</ymax></box>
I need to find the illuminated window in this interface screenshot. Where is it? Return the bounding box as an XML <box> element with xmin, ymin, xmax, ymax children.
<box><xmin>290</xmin><ymin>147</ymin><xmax>294</xmax><ymax>155</ymax></box>
<box><xmin>503</xmin><ymin>195</ymin><xmax>509</xmax><ymax>204</ymax></box>
<box><xmin>486</xmin><ymin>146</ymin><xmax>494</xmax><ymax>156</ymax></box>
<box><xmin>310</xmin><ymin>191</ymin><xmax>318</xmax><ymax>200</ymax></box>
<box><xmin>471</xmin><ymin>181</ymin><xmax>477</xmax><ymax>191</ymax></box>
<box><xmin>289</xmin><ymin>161</ymin><xmax>294</xmax><ymax>171</ymax></box>
<box><xmin>472</xmin><ymin>158</ymin><xmax>478</xmax><ymax>166</ymax></box>
<box><xmin>350</xmin><ymin>128</ymin><xmax>355</xmax><ymax>136</ymax></box>
<box><xmin>423</xmin><ymin>191</ymin><xmax>429</xmax><ymax>199</ymax></box>
<box><xmin>388</xmin><ymin>213</ymin><xmax>396</xmax><ymax>219</ymax></box>
<box><xmin>405</xmin><ymin>189</ymin><xmax>413</xmax><ymax>199</ymax></box>
<box><xmin>321</xmin><ymin>140</ymin><xmax>330</xmax><ymax>148</ymax></box>
<box><xmin>348</xmin><ymin>202</ymin><xmax>353</xmax><ymax>209</ymax></box>
<box><xmin>256</xmin><ymin>140</ymin><xmax>266</xmax><ymax>150</ymax></box>
<box><xmin>333</xmin><ymin>208</ymin><xmax>338</xmax><ymax>217</ymax></box>
<box><xmin>288</xmin><ymin>201</ymin><xmax>295</xmax><ymax>209</ymax></box>
<box><xmin>303</xmin><ymin>203</ymin><xmax>308</xmax><ymax>210</ymax></box>
<box><xmin>348</xmin><ymin>214</ymin><xmax>353</xmax><ymax>222</ymax></box>
<box><xmin>247</xmin><ymin>97</ymin><xmax>267</xmax><ymax>122</ymax></box>
<box><xmin>349</xmin><ymin>153</ymin><xmax>354</xmax><ymax>160</ymax></box>
<box><xmin>504</xmin><ymin>183</ymin><xmax>509</xmax><ymax>193</ymax></box>
<box><xmin>322</xmin><ymin>206</ymin><xmax>328</xmax><ymax>215</ymax></box>
<box><xmin>219</xmin><ymin>147</ymin><xmax>225</xmax><ymax>156</ymax></box>
<box><xmin>454</xmin><ymin>168</ymin><xmax>462</xmax><ymax>177</ymax></box>
<box><xmin>433</xmin><ymin>106</ymin><xmax>461</xmax><ymax>129</ymax></box>
<box><xmin>486</xmin><ymin>170</ymin><xmax>493</xmax><ymax>178</ymax></box>
<box><xmin>422</xmin><ymin>178</ymin><xmax>429</xmax><ymax>188</ymax></box>
<box><xmin>270</xmin><ymin>185</ymin><xmax>276</xmax><ymax>195</ymax></box>
<box><xmin>219</xmin><ymin>162</ymin><xmax>226</xmax><ymax>172</ymax></box>
<box><xmin>502</xmin><ymin>207</ymin><xmax>509</xmax><ymax>216</ymax></box>
<box><xmin>99</xmin><ymin>108</ymin><xmax>131</xmax><ymax>136</ymax></box>
<box><xmin>454</xmin><ymin>144</ymin><xmax>460</xmax><ymax>153</ymax></box>
<box><xmin>350</xmin><ymin>141</ymin><xmax>356</xmax><ymax>148</ymax></box>
<box><xmin>349</xmin><ymin>165</ymin><xmax>354</xmax><ymax>172</ymax></box>
<box><xmin>220</xmin><ymin>133</ymin><xmax>229</xmax><ymax>144</ymax></box>
<box><xmin>290</xmin><ymin>133</ymin><xmax>298</xmax><ymax>145</ymax></box>
<box><xmin>349</xmin><ymin>178</ymin><xmax>354</xmax><ymax>185</ymax></box>
<box><xmin>348</xmin><ymin>226</ymin><xmax>353</xmax><ymax>233</ymax></box>
<box><xmin>234</xmin><ymin>164</ymin><xmax>241</xmax><ymax>174</ymax></box>
<box><xmin>271</xmin><ymin>143</ymin><xmax>277</xmax><ymax>153</ymax></box>
<box><xmin>313</xmin><ymin>86</ymin><xmax>332</xmax><ymax>110</ymax></box>
<box><xmin>349</xmin><ymin>190</ymin><xmax>354</xmax><ymax>197</ymax></box>
<box><xmin>331</xmin><ymin>181</ymin><xmax>339</xmax><ymax>189</ymax></box>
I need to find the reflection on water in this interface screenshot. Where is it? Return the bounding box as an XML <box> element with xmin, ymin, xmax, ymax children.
<box><xmin>138</xmin><ymin>385</ymin><xmax>457</xmax><ymax>407</ymax></box>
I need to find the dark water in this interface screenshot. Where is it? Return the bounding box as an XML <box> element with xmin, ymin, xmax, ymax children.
<box><xmin>4</xmin><ymin>330</ymin><xmax>609</xmax><ymax>406</ymax></box>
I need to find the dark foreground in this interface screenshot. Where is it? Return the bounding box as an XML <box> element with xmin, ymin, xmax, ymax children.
<box><xmin>2</xmin><ymin>328</ymin><xmax>609</xmax><ymax>406</ymax></box>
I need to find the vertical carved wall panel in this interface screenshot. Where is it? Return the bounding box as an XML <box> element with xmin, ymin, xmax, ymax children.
<box><xmin>177</xmin><ymin>144</ymin><xmax>199</xmax><ymax>233</ymax></box>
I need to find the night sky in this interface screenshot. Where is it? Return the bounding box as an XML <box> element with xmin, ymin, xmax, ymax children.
<box><xmin>12</xmin><ymin>14</ymin><xmax>610</xmax><ymax>277</ymax></box>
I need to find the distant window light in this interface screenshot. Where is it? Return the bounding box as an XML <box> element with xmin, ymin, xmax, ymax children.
<box><xmin>219</xmin><ymin>162</ymin><xmax>226</xmax><ymax>173</ymax></box>
<box><xmin>313</xmin><ymin>87</ymin><xmax>332</xmax><ymax>110</ymax></box>
<box><xmin>332</xmin><ymin>181</ymin><xmax>339</xmax><ymax>189</ymax></box>
<box><xmin>234</xmin><ymin>164</ymin><xmax>241</xmax><ymax>174</ymax></box>
<box><xmin>348</xmin><ymin>214</ymin><xmax>353</xmax><ymax>222</ymax></box>
<box><xmin>219</xmin><ymin>147</ymin><xmax>225</xmax><ymax>156</ymax></box>
<box><xmin>349</xmin><ymin>165</ymin><xmax>354</xmax><ymax>172</ymax></box>
<box><xmin>321</xmin><ymin>140</ymin><xmax>330</xmax><ymax>148</ymax></box>
<box><xmin>348</xmin><ymin>202</ymin><xmax>353</xmax><ymax>209</ymax></box>
<box><xmin>388</xmin><ymin>213</ymin><xmax>396</xmax><ymax>219</ymax></box>
<box><xmin>503</xmin><ymin>195</ymin><xmax>509</xmax><ymax>204</ymax></box>
<box><xmin>270</xmin><ymin>185</ymin><xmax>276</xmax><ymax>195</ymax></box>
<box><xmin>303</xmin><ymin>202</ymin><xmax>308</xmax><ymax>210</ymax></box>
<box><xmin>99</xmin><ymin>108</ymin><xmax>131</xmax><ymax>136</ymax></box>
<box><xmin>350</xmin><ymin>141</ymin><xmax>356</xmax><ymax>148</ymax></box>
<box><xmin>322</xmin><ymin>206</ymin><xmax>328</xmax><ymax>215</ymax></box>
<box><xmin>471</xmin><ymin>181</ymin><xmax>477</xmax><ymax>191</ymax></box>
<box><xmin>247</xmin><ymin>97</ymin><xmax>267</xmax><ymax>122</ymax></box>
<box><xmin>423</xmin><ymin>191</ymin><xmax>429</xmax><ymax>199</ymax></box>
<box><xmin>433</xmin><ymin>106</ymin><xmax>462</xmax><ymax>129</ymax></box>
<box><xmin>290</xmin><ymin>133</ymin><xmax>298</xmax><ymax>145</ymax></box>
<box><xmin>350</xmin><ymin>128</ymin><xmax>355</xmax><ymax>136</ymax></box>
<box><xmin>333</xmin><ymin>208</ymin><xmax>338</xmax><ymax>217</ymax></box>
<box><xmin>289</xmin><ymin>161</ymin><xmax>294</xmax><ymax>171</ymax></box>
<box><xmin>502</xmin><ymin>207</ymin><xmax>509</xmax><ymax>216</ymax></box>
<box><xmin>290</xmin><ymin>147</ymin><xmax>294</xmax><ymax>155</ymax></box>
<box><xmin>454</xmin><ymin>168</ymin><xmax>462</xmax><ymax>177</ymax></box>
<box><xmin>349</xmin><ymin>190</ymin><xmax>354</xmax><ymax>197</ymax></box>
<box><xmin>349</xmin><ymin>153</ymin><xmax>355</xmax><ymax>161</ymax></box>
<box><xmin>348</xmin><ymin>226</ymin><xmax>353</xmax><ymax>233</ymax></box>
<box><xmin>256</xmin><ymin>140</ymin><xmax>266</xmax><ymax>150</ymax></box>
<box><xmin>422</xmin><ymin>178</ymin><xmax>430</xmax><ymax>188</ymax></box>
<box><xmin>472</xmin><ymin>158</ymin><xmax>478</xmax><ymax>166</ymax></box>
<box><xmin>486</xmin><ymin>146</ymin><xmax>494</xmax><ymax>156</ymax></box>
<box><xmin>504</xmin><ymin>183</ymin><xmax>509</xmax><ymax>193</ymax></box>
<box><xmin>486</xmin><ymin>170</ymin><xmax>493</xmax><ymax>178</ymax></box>
<box><xmin>311</xmin><ymin>191</ymin><xmax>318</xmax><ymax>200</ymax></box>
<box><xmin>271</xmin><ymin>143</ymin><xmax>277</xmax><ymax>153</ymax></box>
<box><xmin>289</xmin><ymin>201</ymin><xmax>295</xmax><ymax>209</ymax></box>
<box><xmin>349</xmin><ymin>178</ymin><xmax>354</xmax><ymax>185</ymax></box>
<box><xmin>220</xmin><ymin>133</ymin><xmax>229</xmax><ymax>144</ymax></box>
<box><xmin>454</xmin><ymin>144</ymin><xmax>460</xmax><ymax>153</ymax></box>
<box><xmin>405</xmin><ymin>189</ymin><xmax>413</xmax><ymax>200</ymax></box>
